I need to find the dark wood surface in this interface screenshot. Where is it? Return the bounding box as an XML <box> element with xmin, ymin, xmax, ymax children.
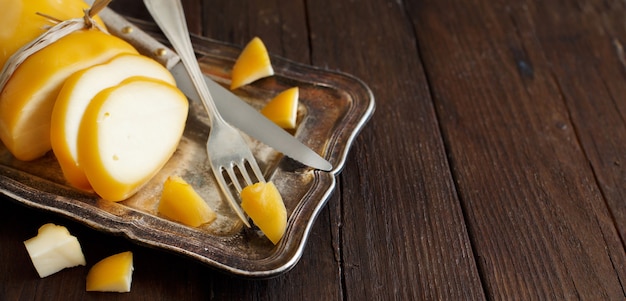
<box><xmin>2</xmin><ymin>0</ymin><xmax>625</xmax><ymax>299</ymax></box>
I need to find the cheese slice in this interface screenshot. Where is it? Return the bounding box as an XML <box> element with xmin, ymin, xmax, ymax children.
<box><xmin>77</xmin><ymin>77</ymin><xmax>188</xmax><ymax>202</ymax></box>
<box><xmin>51</xmin><ymin>53</ymin><xmax>176</xmax><ymax>191</ymax></box>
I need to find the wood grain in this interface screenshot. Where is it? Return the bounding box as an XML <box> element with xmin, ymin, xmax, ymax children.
<box><xmin>409</xmin><ymin>0</ymin><xmax>626</xmax><ymax>299</ymax></box>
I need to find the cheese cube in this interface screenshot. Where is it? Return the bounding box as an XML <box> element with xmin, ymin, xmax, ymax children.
<box><xmin>158</xmin><ymin>175</ymin><xmax>217</xmax><ymax>227</ymax></box>
<box><xmin>241</xmin><ymin>181</ymin><xmax>287</xmax><ymax>244</ymax></box>
<box><xmin>23</xmin><ymin>223</ymin><xmax>86</xmax><ymax>278</ymax></box>
<box><xmin>86</xmin><ymin>251</ymin><xmax>134</xmax><ymax>293</ymax></box>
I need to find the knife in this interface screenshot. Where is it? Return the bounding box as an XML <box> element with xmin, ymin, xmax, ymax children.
<box><xmin>99</xmin><ymin>8</ymin><xmax>333</xmax><ymax>171</ymax></box>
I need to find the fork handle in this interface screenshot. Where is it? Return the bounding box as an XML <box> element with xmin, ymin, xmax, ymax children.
<box><xmin>143</xmin><ymin>0</ymin><xmax>223</xmax><ymax>125</ymax></box>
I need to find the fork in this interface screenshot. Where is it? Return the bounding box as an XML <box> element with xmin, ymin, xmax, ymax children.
<box><xmin>144</xmin><ymin>0</ymin><xmax>265</xmax><ymax>227</ymax></box>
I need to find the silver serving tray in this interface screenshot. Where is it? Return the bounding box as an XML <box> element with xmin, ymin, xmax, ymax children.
<box><xmin>0</xmin><ymin>18</ymin><xmax>374</xmax><ymax>278</ymax></box>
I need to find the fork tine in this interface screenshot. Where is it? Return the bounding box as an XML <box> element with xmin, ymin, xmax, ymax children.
<box><xmin>214</xmin><ymin>168</ymin><xmax>250</xmax><ymax>227</ymax></box>
<box><xmin>237</xmin><ymin>162</ymin><xmax>254</xmax><ymax>187</ymax></box>
<box><xmin>246</xmin><ymin>157</ymin><xmax>266</xmax><ymax>184</ymax></box>
<box><xmin>225</xmin><ymin>165</ymin><xmax>243</xmax><ymax>192</ymax></box>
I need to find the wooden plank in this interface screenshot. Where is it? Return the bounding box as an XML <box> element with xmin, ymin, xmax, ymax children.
<box><xmin>408</xmin><ymin>0</ymin><xmax>626</xmax><ymax>299</ymax></box>
<box><xmin>302</xmin><ymin>0</ymin><xmax>486</xmax><ymax>300</ymax></box>
<box><xmin>530</xmin><ymin>0</ymin><xmax>626</xmax><ymax>245</ymax></box>
<box><xmin>199</xmin><ymin>0</ymin><xmax>311</xmax><ymax>64</ymax></box>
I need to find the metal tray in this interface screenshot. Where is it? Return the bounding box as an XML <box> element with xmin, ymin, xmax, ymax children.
<box><xmin>0</xmin><ymin>18</ymin><xmax>374</xmax><ymax>278</ymax></box>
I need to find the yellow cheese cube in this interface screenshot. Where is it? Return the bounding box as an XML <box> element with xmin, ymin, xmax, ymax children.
<box><xmin>240</xmin><ymin>182</ymin><xmax>287</xmax><ymax>244</ymax></box>
<box><xmin>158</xmin><ymin>176</ymin><xmax>217</xmax><ymax>227</ymax></box>
<box><xmin>230</xmin><ymin>37</ymin><xmax>274</xmax><ymax>90</ymax></box>
<box><xmin>261</xmin><ymin>87</ymin><xmax>299</xmax><ymax>129</ymax></box>
<box><xmin>86</xmin><ymin>251</ymin><xmax>134</xmax><ymax>293</ymax></box>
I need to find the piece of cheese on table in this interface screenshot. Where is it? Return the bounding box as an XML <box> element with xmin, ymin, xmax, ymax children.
<box><xmin>23</xmin><ymin>223</ymin><xmax>86</xmax><ymax>278</ymax></box>
<box><xmin>86</xmin><ymin>251</ymin><xmax>134</xmax><ymax>292</ymax></box>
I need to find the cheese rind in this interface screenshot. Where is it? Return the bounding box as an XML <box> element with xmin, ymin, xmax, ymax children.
<box><xmin>23</xmin><ymin>223</ymin><xmax>86</xmax><ymax>278</ymax></box>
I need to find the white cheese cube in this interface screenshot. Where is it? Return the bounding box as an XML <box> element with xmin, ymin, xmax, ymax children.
<box><xmin>23</xmin><ymin>223</ymin><xmax>86</xmax><ymax>278</ymax></box>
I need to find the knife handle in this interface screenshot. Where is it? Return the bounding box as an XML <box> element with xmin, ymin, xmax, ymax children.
<box><xmin>99</xmin><ymin>8</ymin><xmax>180</xmax><ymax>69</ymax></box>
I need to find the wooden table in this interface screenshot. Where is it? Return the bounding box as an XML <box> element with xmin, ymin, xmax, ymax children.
<box><xmin>2</xmin><ymin>0</ymin><xmax>625</xmax><ymax>299</ymax></box>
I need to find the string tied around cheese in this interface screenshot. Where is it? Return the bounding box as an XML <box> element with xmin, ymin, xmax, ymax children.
<box><xmin>0</xmin><ymin>0</ymin><xmax>112</xmax><ymax>94</ymax></box>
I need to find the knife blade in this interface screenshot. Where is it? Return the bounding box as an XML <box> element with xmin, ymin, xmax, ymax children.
<box><xmin>99</xmin><ymin>8</ymin><xmax>332</xmax><ymax>171</ymax></box>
